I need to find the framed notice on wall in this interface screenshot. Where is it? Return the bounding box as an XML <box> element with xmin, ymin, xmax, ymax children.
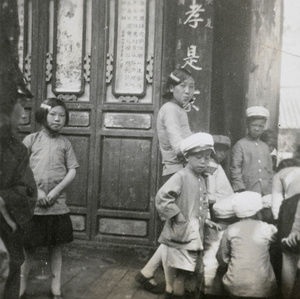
<box><xmin>113</xmin><ymin>0</ymin><xmax>148</xmax><ymax>97</ymax></box>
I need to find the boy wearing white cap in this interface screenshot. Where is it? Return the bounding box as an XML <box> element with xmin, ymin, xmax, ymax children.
<box><xmin>230</xmin><ymin>106</ymin><xmax>273</xmax><ymax>196</ymax></box>
<box><xmin>216</xmin><ymin>191</ymin><xmax>278</xmax><ymax>298</ymax></box>
<box><xmin>156</xmin><ymin>133</ymin><xmax>219</xmax><ymax>298</ymax></box>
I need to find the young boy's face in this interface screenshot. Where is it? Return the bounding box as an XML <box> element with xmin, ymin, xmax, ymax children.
<box><xmin>186</xmin><ymin>149</ymin><xmax>211</xmax><ymax>175</ymax></box>
<box><xmin>247</xmin><ymin>118</ymin><xmax>266</xmax><ymax>140</ymax></box>
<box><xmin>212</xmin><ymin>144</ymin><xmax>229</xmax><ymax>163</ymax></box>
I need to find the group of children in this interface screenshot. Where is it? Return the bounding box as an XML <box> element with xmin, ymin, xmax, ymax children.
<box><xmin>2</xmin><ymin>64</ymin><xmax>299</xmax><ymax>299</ymax></box>
<box><xmin>136</xmin><ymin>99</ymin><xmax>300</xmax><ymax>299</ymax></box>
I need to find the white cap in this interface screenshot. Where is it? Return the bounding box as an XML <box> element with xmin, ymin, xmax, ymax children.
<box><xmin>232</xmin><ymin>191</ymin><xmax>262</xmax><ymax>218</ymax></box>
<box><xmin>180</xmin><ymin>133</ymin><xmax>214</xmax><ymax>155</ymax></box>
<box><xmin>246</xmin><ymin>106</ymin><xmax>269</xmax><ymax>119</ymax></box>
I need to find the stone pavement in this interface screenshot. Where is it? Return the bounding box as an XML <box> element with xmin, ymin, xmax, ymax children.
<box><xmin>24</xmin><ymin>242</ymin><xmax>165</xmax><ymax>299</ymax></box>
<box><xmin>20</xmin><ymin>242</ymin><xmax>300</xmax><ymax>299</ymax></box>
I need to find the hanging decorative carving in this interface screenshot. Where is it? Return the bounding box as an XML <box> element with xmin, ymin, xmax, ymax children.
<box><xmin>57</xmin><ymin>94</ymin><xmax>78</xmax><ymax>101</ymax></box>
<box><xmin>46</xmin><ymin>52</ymin><xmax>53</xmax><ymax>82</ymax></box>
<box><xmin>24</xmin><ymin>54</ymin><xmax>31</xmax><ymax>82</ymax></box>
<box><xmin>83</xmin><ymin>54</ymin><xmax>91</xmax><ymax>82</ymax></box>
<box><xmin>146</xmin><ymin>55</ymin><xmax>154</xmax><ymax>84</ymax></box>
<box><xmin>106</xmin><ymin>53</ymin><xmax>113</xmax><ymax>84</ymax></box>
<box><xmin>118</xmin><ymin>96</ymin><xmax>139</xmax><ymax>103</ymax></box>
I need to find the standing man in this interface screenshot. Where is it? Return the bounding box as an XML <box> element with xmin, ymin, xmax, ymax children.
<box><xmin>0</xmin><ymin>1</ymin><xmax>37</xmax><ymax>297</ymax></box>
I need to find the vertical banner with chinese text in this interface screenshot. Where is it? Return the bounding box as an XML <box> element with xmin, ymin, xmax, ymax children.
<box><xmin>176</xmin><ymin>0</ymin><xmax>214</xmax><ymax>132</ymax></box>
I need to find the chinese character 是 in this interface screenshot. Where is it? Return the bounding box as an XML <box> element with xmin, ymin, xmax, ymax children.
<box><xmin>182</xmin><ymin>45</ymin><xmax>202</xmax><ymax>70</ymax></box>
<box><xmin>184</xmin><ymin>0</ymin><xmax>205</xmax><ymax>29</ymax></box>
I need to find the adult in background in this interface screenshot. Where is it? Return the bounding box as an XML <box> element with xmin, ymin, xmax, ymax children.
<box><xmin>135</xmin><ymin>68</ymin><xmax>195</xmax><ymax>294</ymax></box>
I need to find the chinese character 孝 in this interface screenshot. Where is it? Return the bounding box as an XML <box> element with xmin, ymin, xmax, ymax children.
<box><xmin>184</xmin><ymin>0</ymin><xmax>205</xmax><ymax>29</ymax></box>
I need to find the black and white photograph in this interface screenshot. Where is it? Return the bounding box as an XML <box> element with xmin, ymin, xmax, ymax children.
<box><xmin>0</xmin><ymin>0</ymin><xmax>299</xmax><ymax>298</ymax></box>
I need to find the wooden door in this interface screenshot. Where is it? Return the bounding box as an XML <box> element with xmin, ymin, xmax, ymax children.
<box><xmin>17</xmin><ymin>0</ymin><xmax>163</xmax><ymax>246</ymax></box>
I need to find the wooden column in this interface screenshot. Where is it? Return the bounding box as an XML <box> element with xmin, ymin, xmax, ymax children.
<box><xmin>175</xmin><ymin>0</ymin><xmax>214</xmax><ymax>132</ymax></box>
<box><xmin>246</xmin><ymin>0</ymin><xmax>283</xmax><ymax>132</ymax></box>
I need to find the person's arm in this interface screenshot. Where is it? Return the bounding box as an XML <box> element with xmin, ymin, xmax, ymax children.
<box><xmin>271</xmin><ymin>172</ymin><xmax>284</xmax><ymax>220</ymax></box>
<box><xmin>155</xmin><ymin>173</ymin><xmax>182</xmax><ymax>221</ymax></box>
<box><xmin>0</xmin><ymin>197</ymin><xmax>17</xmax><ymax>232</ymax></box>
<box><xmin>164</xmin><ymin>107</ymin><xmax>191</xmax><ymax>155</ymax></box>
<box><xmin>216</xmin><ymin>229</ymin><xmax>231</xmax><ymax>268</ymax></box>
<box><xmin>47</xmin><ymin>169</ymin><xmax>76</xmax><ymax>205</ymax></box>
<box><xmin>0</xmin><ymin>155</ymin><xmax>37</xmax><ymax>229</ymax></box>
<box><xmin>282</xmin><ymin>201</ymin><xmax>300</xmax><ymax>248</ymax></box>
<box><xmin>266</xmin><ymin>147</ymin><xmax>273</xmax><ymax>193</ymax></box>
<box><xmin>230</xmin><ymin>142</ymin><xmax>246</xmax><ymax>192</ymax></box>
<box><xmin>214</xmin><ymin>165</ymin><xmax>234</xmax><ymax>201</ymax></box>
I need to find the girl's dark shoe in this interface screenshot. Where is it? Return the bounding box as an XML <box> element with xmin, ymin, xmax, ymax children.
<box><xmin>135</xmin><ymin>271</ymin><xmax>164</xmax><ymax>294</ymax></box>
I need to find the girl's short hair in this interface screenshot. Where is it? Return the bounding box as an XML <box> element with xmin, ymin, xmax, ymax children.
<box><xmin>35</xmin><ymin>98</ymin><xmax>69</xmax><ymax>126</ymax></box>
<box><xmin>163</xmin><ymin>68</ymin><xmax>193</xmax><ymax>99</ymax></box>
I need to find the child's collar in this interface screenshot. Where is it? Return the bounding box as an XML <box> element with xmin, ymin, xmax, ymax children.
<box><xmin>42</xmin><ymin>128</ymin><xmax>59</xmax><ymax>138</ymax></box>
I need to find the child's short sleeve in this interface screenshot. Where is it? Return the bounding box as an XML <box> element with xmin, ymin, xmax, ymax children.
<box><xmin>22</xmin><ymin>132</ymin><xmax>38</xmax><ymax>153</ymax></box>
<box><xmin>64</xmin><ymin>138</ymin><xmax>79</xmax><ymax>170</ymax></box>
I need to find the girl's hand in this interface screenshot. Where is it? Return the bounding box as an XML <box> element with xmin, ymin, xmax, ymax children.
<box><xmin>205</xmin><ymin>219</ymin><xmax>221</xmax><ymax>231</ymax></box>
<box><xmin>47</xmin><ymin>189</ymin><xmax>60</xmax><ymax>205</ymax></box>
<box><xmin>37</xmin><ymin>189</ymin><xmax>48</xmax><ymax>207</ymax></box>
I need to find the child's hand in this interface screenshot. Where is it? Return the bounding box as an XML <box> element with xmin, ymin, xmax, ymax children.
<box><xmin>175</xmin><ymin>212</ymin><xmax>186</xmax><ymax>222</ymax></box>
<box><xmin>47</xmin><ymin>189</ymin><xmax>60</xmax><ymax>205</ymax></box>
<box><xmin>282</xmin><ymin>232</ymin><xmax>300</xmax><ymax>248</ymax></box>
<box><xmin>205</xmin><ymin>219</ymin><xmax>221</xmax><ymax>231</ymax></box>
<box><xmin>37</xmin><ymin>189</ymin><xmax>48</xmax><ymax>207</ymax></box>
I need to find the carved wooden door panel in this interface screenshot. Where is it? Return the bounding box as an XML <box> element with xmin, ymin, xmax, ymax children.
<box><xmin>92</xmin><ymin>0</ymin><xmax>162</xmax><ymax>246</ymax></box>
<box><xmin>17</xmin><ymin>0</ymin><xmax>163</xmax><ymax>246</ymax></box>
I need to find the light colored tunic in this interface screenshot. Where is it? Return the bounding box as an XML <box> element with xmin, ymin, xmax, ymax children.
<box><xmin>206</xmin><ymin>160</ymin><xmax>233</xmax><ymax>204</ymax></box>
<box><xmin>216</xmin><ymin>219</ymin><xmax>277</xmax><ymax>298</ymax></box>
<box><xmin>203</xmin><ymin>159</ymin><xmax>234</xmax><ymax>294</ymax></box>
<box><xmin>157</xmin><ymin>102</ymin><xmax>192</xmax><ymax>176</ymax></box>
<box><xmin>230</xmin><ymin>136</ymin><xmax>273</xmax><ymax>195</ymax></box>
<box><xmin>23</xmin><ymin>129</ymin><xmax>79</xmax><ymax>215</ymax></box>
<box><xmin>156</xmin><ymin>167</ymin><xmax>207</xmax><ymax>271</ymax></box>
<box><xmin>272</xmin><ymin>166</ymin><xmax>300</xmax><ymax>219</ymax></box>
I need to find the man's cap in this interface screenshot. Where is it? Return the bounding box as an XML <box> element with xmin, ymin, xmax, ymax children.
<box><xmin>213</xmin><ymin>135</ymin><xmax>231</xmax><ymax>148</ymax></box>
<box><xmin>246</xmin><ymin>106</ymin><xmax>269</xmax><ymax>119</ymax></box>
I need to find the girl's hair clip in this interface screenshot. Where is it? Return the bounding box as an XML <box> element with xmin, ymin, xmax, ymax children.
<box><xmin>169</xmin><ymin>72</ymin><xmax>181</xmax><ymax>83</ymax></box>
<box><xmin>41</xmin><ymin>103</ymin><xmax>52</xmax><ymax>111</ymax></box>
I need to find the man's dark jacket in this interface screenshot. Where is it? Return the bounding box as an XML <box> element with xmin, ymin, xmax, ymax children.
<box><xmin>0</xmin><ymin>128</ymin><xmax>37</xmax><ymax>299</ymax></box>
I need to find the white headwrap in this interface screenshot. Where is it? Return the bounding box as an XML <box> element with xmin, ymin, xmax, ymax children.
<box><xmin>233</xmin><ymin>191</ymin><xmax>262</xmax><ymax>218</ymax></box>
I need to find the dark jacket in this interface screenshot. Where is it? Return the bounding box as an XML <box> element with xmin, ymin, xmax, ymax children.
<box><xmin>0</xmin><ymin>128</ymin><xmax>37</xmax><ymax>299</ymax></box>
